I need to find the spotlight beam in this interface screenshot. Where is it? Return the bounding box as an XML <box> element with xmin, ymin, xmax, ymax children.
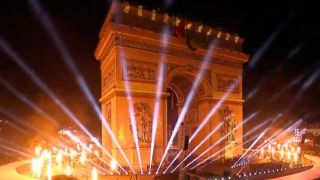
<box><xmin>165</xmin><ymin>84</ymin><xmax>237</xmax><ymax>173</ymax></box>
<box><xmin>243</xmin><ymin>116</ymin><xmax>274</xmax><ymax>138</ymax></box>
<box><xmin>0</xmin><ymin>138</ymin><xmax>34</xmax><ymax>161</ymax></box>
<box><xmin>156</xmin><ymin>42</ymin><xmax>216</xmax><ymax>174</ymax></box>
<box><xmin>171</xmin><ymin>113</ymin><xmax>255</xmax><ymax>173</ymax></box>
<box><xmin>90</xmin><ymin>161</ymin><xmax>113</xmax><ymax>175</ymax></box>
<box><xmin>302</xmin><ymin>67</ymin><xmax>320</xmax><ymax>90</ymax></box>
<box><xmin>269</xmin><ymin>119</ymin><xmax>302</xmax><ymax>142</ymax></box>
<box><xmin>196</xmin><ymin>154</ymin><xmax>222</xmax><ymax>170</ymax></box>
<box><xmin>65</xmin><ymin>131</ymin><xmax>121</xmax><ymax>175</ymax></box>
<box><xmin>234</xmin><ymin>119</ymin><xmax>302</xmax><ymax>175</ymax></box>
<box><xmin>236</xmin><ymin>118</ymin><xmax>302</xmax><ymax>171</ymax></box>
<box><xmin>0</xmin><ymin>106</ymin><xmax>42</xmax><ymax>137</ymax></box>
<box><xmin>185</xmin><ymin>112</ymin><xmax>275</xmax><ymax>170</ymax></box>
<box><xmin>233</xmin><ymin>113</ymin><xmax>282</xmax><ymax>167</ymax></box>
<box><xmin>0</xmin><ymin>38</ymin><xmax>126</xmax><ymax>172</ymax></box>
<box><xmin>0</xmin><ymin>77</ymin><xmax>59</xmax><ymax>128</ymax></box>
<box><xmin>185</xmin><ymin>131</ymin><xmax>227</xmax><ymax>169</ymax></box>
<box><xmin>170</xmin><ymin>122</ymin><xmax>223</xmax><ymax>173</ymax></box>
<box><xmin>246</xmin><ymin>60</ymin><xmax>288</xmax><ymax>100</ymax></box>
<box><xmin>189</xmin><ymin>147</ymin><xmax>224</xmax><ymax>170</ymax></box>
<box><xmin>0</xmin><ymin>144</ymin><xmax>32</xmax><ymax>159</ymax></box>
<box><xmin>247</xmin><ymin>6</ymin><xmax>295</xmax><ymax>70</ymax></box>
<box><xmin>0</xmin><ymin>107</ymin><xmax>65</xmax><ymax>145</ymax></box>
<box><xmin>0</xmin><ymin>38</ymin><xmax>92</xmax><ymax>137</ymax></box>
<box><xmin>198</xmin><ymin>134</ymin><xmax>261</xmax><ymax>171</ymax></box>
<box><xmin>267</xmin><ymin>73</ymin><xmax>305</xmax><ymax>103</ymax></box>
<box><xmin>232</xmin><ymin>130</ymin><xmax>267</xmax><ymax>167</ymax></box>
<box><xmin>166</xmin><ymin>85</ymin><xmax>257</xmax><ymax>173</ymax></box>
<box><xmin>0</xmin><ymin>119</ymin><xmax>30</xmax><ymax>135</ymax></box>
<box><xmin>120</xmin><ymin>57</ymin><xmax>143</xmax><ymax>173</ymax></box>
<box><xmin>240</xmin><ymin>97</ymin><xmax>303</xmax><ymax>165</ymax></box>
<box><xmin>25</xmin><ymin>0</ymin><xmax>135</xmax><ymax>173</ymax></box>
<box><xmin>149</xmin><ymin>27</ymin><xmax>169</xmax><ymax>174</ymax></box>
<box><xmin>190</xmin><ymin>81</ymin><xmax>241</xmax><ymax>142</ymax></box>
<box><xmin>247</xmin><ymin>119</ymin><xmax>302</xmax><ymax>159</ymax></box>
<box><xmin>163</xmin><ymin>150</ymin><xmax>183</xmax><ymax>174</ymax></box>
<box><xmin>91</xmin><ymin>137</ymin><xmax>128</xmax><ymax>174</ymax></box>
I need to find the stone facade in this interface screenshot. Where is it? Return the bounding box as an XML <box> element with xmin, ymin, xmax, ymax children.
<box><xmin>95</xmin><ymin>2</ymin><xmax>249</xmax><ymax>172</ymax></box>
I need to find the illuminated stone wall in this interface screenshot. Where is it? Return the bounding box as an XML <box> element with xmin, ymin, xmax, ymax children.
<box><xmin>95</xmin><ymin>2</ymin><xmax>249</xmax><ymax>171</ymax></box>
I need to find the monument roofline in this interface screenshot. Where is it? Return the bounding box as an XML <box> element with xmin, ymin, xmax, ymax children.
<box><xmin>99</xmin><ymin>1</ymin><xmax>248</xmax><ymax>53</ymax></box>
<box><xmin>95</xmin><ymin>27</ymin><xmax>249</xmax><ymax>66</ymax></box>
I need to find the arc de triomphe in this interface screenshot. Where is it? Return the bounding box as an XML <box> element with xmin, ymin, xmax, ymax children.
<box><xmin>94</xmin><ymin>2</ymin><xmax>249</xmax><ymax>172</ymax></box>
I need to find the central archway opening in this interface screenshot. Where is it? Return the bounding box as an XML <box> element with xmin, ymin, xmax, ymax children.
<box><xmin>166</xmin><ymin>75</ymin><xmax>201</xmax><ymax>149</ymax></box>
<box><xmin>167</xmin><ymin>88</ymin><xmax>179</xmax><ymax>147</ymax></box>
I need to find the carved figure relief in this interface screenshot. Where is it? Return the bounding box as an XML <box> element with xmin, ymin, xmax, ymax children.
<box><xmin>186</xmin><ymin>107</ymin><xmax>199</xmax><ymax>124</ymax></box>
<box><xmin>129</xmin><ymin>103</ymin><xmax>152</xmax><ymax>144</ymax></box>
<box><xmin>220</xmin><ymin>106</ymin><xmax>236</xmax><ymax>142</ymax></box>
<box><xmin>216</xmin><ymin>74</ymin><xmax>239</xmax><ymax>93</ymax></box>
<box><xmin>123</xmin><ymin>60</ymin><xmax>157</xmax><ymax>83</ymax></box>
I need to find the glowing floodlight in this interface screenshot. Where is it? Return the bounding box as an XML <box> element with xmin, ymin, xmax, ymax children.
<box><xmin>293</xmin><ymin>152</ymin><xmax>298</xmax><ymax>163</ymax></box>
<box><xmin>271</xmin><ymin>147</ymin><xmax>275</xmax><ymax>158</ymax></box>
<box><xmin>277</xmin><ymin>143</ymin><xmax>281</xmax><ymax>150</ymax></box>
<box><xmin>151</xmin><ymin>10</ymin><xmax>157</xmax><ymax>21</ymax></box>
<box><xmin>47</xmin><ymin>152</ymin><xmax>52</xmax><ymax>180</ymax></box>
<box><xmin>31</xmin><ymin>158</ymin><xmax>37</xmax><ymax>175</ymax></box>
<box><xmin>280</xmin><ymin>148</ymin><xmax>284</xmax><ymax>159</ymax></box>
<box><xmin>92</xmin><ymin>167</ymin><xmax>98</xmax><ymax>180</ymax></box>
<box><xmin>287</xmin><ymin>151</ymin><xmax>291</xmax><ymax>161</ymax></box>
<box><xmin>80</xmin><ymin>150</ymin><xmax>87</xmax><ymax>165</ymax></box>
<box><xmin>66</xmin><ymin>165</ymin><xmax>72</xmax><ymax>176</ymax></box>
<box><xmin>110</xmin><ymin>160</ymin><xmax>118</xmax><ymax>171</ymax></box>
<box><xmin>260</xmin><ymin>148</ymin><xmax>264</xmax><ymax>157</ymax></box>
<box><xmin>36</xmin><ymin>157</ymin><xmax>43</xmax><ymax>178</ymax></box>
<box><xmin>35</xmin><ymin>146</ymin><xmax>42</xmax><ymax>156</ymax></box>
<box><xmin>56</xmin><ymin>149</ymin><xmax>63</xmax><ymax>166</ymax></box>
<box><xmin>124</xmin><ymin>2</ymin><xmax>130</xmax><ymax>13</ymax></box>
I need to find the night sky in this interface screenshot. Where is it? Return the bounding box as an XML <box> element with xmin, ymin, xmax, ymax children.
<box><xmin>0</xmin><ymin>0</ymin><xmax>320</xmax><ymax>149</ymax></box>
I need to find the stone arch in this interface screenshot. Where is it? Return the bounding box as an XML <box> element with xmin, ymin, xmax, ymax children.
<box><xmin>164</xmin><ymin>64</ymin><xmax>212</xmax><ymax>99</ymax></box>
<box><xmin>168</xmin><ymin>83</ymin><xmax>184</xmax><ymax>104</ymax></box>
<box><xmin>164</xmin><ymin>64</ymin><xmax>212</xmax><ymax>148</ymax></box>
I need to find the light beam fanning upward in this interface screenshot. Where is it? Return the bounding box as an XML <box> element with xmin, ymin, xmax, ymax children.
<box><xmin>149</xmin><ymin>27</ymin><xmax>170</xmax><ymax>174</ymax></box>
<box><xmin>156</xmin><ymin>42</ymin><xmax>217</xmax><ymax>174</ymax></box>
<box><xmin>120</xmin><ymin>55</ymin><xmax>143</xmax><ymax>174</ymax></box>
<box><xmin>0</xmin><ymin>77</ymin><xmax>59</xmax><ymax>128</ymax></box>
<box><xmin>26</xmin><ymin>0</ymin><xmax>135</xmax><ymax>173</ymax></box>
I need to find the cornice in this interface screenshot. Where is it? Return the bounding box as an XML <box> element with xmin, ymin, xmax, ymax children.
<box><xmin>97</xmin><ymin>30</ymin><xmax>248</xmax><ymax>68</ymax></box>
<box><xmin>100</xmin><ymin>88</ymin><xmax>170</xmax><ymax>103</ymax></box>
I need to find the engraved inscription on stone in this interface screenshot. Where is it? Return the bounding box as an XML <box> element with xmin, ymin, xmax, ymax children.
<box><xmin>216</xmin><ymin>74</ymin><xmax>239</xmax><ymax>93</ymax></box>
<box><xmin>122</xmin><ymin>60</ymin><xmax>157</xmax><ymax>83</ymax></box>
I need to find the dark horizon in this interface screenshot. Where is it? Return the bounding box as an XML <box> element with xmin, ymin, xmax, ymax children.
<box><xmin>1</xmin><ymin>0</ymin><xmax>320</xmax><ymax>148</ymax></box>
